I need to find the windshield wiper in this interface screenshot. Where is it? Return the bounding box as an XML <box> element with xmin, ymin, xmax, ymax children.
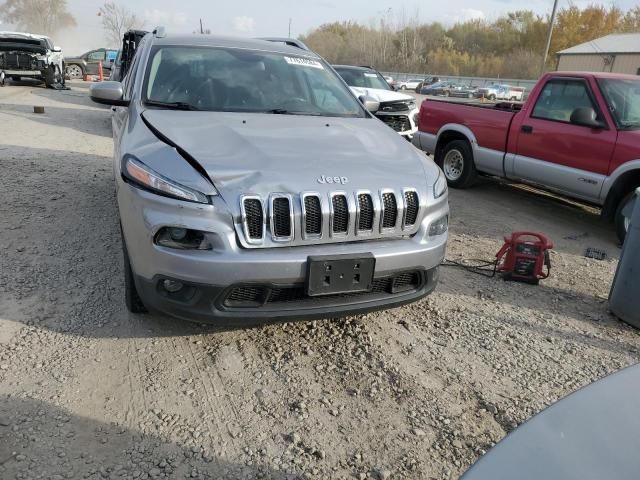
<box><xmin>145</xmin><ymin>100</ymin><xmax>201</xmax><ymax>111</ymax></box>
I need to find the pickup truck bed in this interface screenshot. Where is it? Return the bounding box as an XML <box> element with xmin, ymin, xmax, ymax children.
<box><xmin>413</xmin><ymin>71</ymin><xmax>640</xmax><ymax>241</ymax></box>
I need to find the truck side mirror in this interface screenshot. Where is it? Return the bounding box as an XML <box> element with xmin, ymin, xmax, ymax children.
<box><xmin>570</xmin><ymin>107</ymin><xmax>604</xmax><ymax>128</ymax></box>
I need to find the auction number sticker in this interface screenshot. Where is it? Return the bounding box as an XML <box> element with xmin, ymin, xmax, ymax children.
<box><xmin>284</xmin><ymin>56</ymin><xmax>324</xmax><ymax>69</ymax></box>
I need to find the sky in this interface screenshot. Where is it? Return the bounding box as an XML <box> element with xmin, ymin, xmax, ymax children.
<box><xmin>0</xmin><ymin>0</ymin><xmax>636</xmax><ymax>54</ymax></box>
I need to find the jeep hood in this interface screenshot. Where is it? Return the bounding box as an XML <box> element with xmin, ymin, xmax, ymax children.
<box><xmin>349</xmin><ymin>86</ymin><xmax>414</xmax><ymax>104</ymax></box>
<box><xmin>0</xmin><ymin>32</ymin><xmax>47</xmax><ymax>54</ymax></box>
<box><xmin>141</xmin><ymin>110</ymin><xmax>437</xmax><ymax>201</ymax></box>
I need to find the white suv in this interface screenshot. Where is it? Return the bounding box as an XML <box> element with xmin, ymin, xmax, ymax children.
<box><xmin>0</xmin><ymin>31</ymin><xmax>65</xmax><ymax>87</ymax></box>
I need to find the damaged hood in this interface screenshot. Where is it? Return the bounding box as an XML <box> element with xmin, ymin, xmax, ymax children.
<box><xmin>0</xmin><ymin>31</ymin><xmax>48</xmax><ymax>54</ymax></box>
<box><xmin>141</xmin><ymin>110</ymin><xmax>435</xmax><ymax>203</ymax></box>
<box><xmin>349</xmin><ymin>87</ymin><xmax>415</xmax><ymax>104</ymax></box>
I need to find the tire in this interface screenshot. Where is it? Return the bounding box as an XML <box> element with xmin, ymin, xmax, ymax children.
<box><xmin>65</xmin><ymin>63</ymin><xmax>83</xmax><ymax>79</ymax></box>
<box><xmin>400</xmin><ymin>85</ymin><xmax>406</xmax><ymax>90</ymax></box>
<box><xmin>615</xmin><ymin>191</ymin><xmax>635</xmax><ymax>244</ymax></box>
<box><xmin>437</xmin><ymin>139</ymin><xmax>477</xmax><ymax>189</ymax></box>
<box><xmin>44</xmin><ymin>65</ymin><xmax>62</xmax><ymax>88</ymax></box>
<box><xmin>488</xmin><ymin>94</ymin><xmax>496</xmax><ymax>101</ymax></box>
<box><xmin>122</xmin><ymin>233</ymin><xmax>148</xmax><ymax>314</ymax></box>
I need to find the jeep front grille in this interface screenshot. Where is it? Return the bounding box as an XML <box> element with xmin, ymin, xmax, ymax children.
<box><xmin>381</xmin><ymin>192</ymin><xmax>398</xmax><ymax>229</ymax></box>
<box><xmin>331</xmin><ymin>194</ymin><xmax>349</xmax><ymax>234</ymax></box>
<box><xmin>241</xmin><ymin>197</ymin><xmax>264</xmax><ymax>242</ymax></box>
<box><xmin>357</xmin><ymin>193</ymin><xmax>374</xmax><ymax>231</ymax></box>
<box><xmin>238</xmin><ymin>189</ymin><xmax>422</xmax><ymax>247</ymax></box>
<box><xmin>404</xmin><ymin>190</ymin><xmax>419</xmax><ymax>227</ymax></box>
<box><xmin>303</xmin><ymin>194</ymin><xmax>322</xmax><ymax>237</ymax></box>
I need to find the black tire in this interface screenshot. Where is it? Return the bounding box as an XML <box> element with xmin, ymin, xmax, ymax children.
<box><xmin>122</xmin><ymin>233</ymin><xmax>148</xmax><ymax>314</ymax></box>
<box><xmin>400</xmin><ymin>85</ymin><xmax>406</xmax><ymax>90</ymax></box>
<box><xmin>44</xmin><ymin>65</ymin><xmax>62</xmax><ymax>88</ymax></box>
<box><xmin>615</xmin><ymin>191</ymin><xmax>635</xmax><ymax>244</ymax></box>
<box><xmin>437</xmin><ymin>139</ymin><xmax>477</xmax><ymax>189</ymax></box>
<box><xmin>488</xmin><ymin>94</ymin><xmax>496</xmax><ymax>101</ymax></box>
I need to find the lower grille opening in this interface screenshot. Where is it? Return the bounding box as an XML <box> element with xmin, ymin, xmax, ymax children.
<box><xmin>222</xmin><ymin>271</ymin><xmax>425</xmax><ymax>309</ymax></box>
<box><xmin>332</xmin><ymin>195</ymin><xmax>349</xmax><ymax>234</ymax></box>
<box><xmin>225</xmin><ymin>286</ymin><xmax>268</xmax><ymax>307</ymax></box>
<box><xmin>381</xmin><ymin>193</ymin><xmax>398</xmax><ymax>229</ymax></box>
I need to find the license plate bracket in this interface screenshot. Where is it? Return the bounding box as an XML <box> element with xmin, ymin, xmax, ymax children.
<box><xmin>306</xmin><ymin>254</ymin><xmax>375</xmax><ymax>297</ymax></box>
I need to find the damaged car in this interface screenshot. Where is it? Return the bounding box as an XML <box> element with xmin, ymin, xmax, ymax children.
<box><xmin>333</xmin><ymin>65</ymin><xmax>419</xmax><ymax>140</ymax></box>
<box><xmin>89</xmin><ymin>31</ymin><xmax>449</xmax><ymax>325</ymax></box>
<box><xmin>0</xmin><ymin>31</ymin><xmax>64</xmax><ymax>87</ymax></box>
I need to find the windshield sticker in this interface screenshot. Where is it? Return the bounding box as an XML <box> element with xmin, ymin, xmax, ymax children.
<box><xmin>364</xmin><ymin>73</ymin><xmax>377</xmax><ymax>77</ymax></box>
<box><xmin>284</xmin><ymin>56</ymin><xmax>324</xmax><ymax>69</ymax></box>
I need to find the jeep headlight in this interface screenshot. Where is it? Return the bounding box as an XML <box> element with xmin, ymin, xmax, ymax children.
<box><xmin>433</xmin><ymin>171</ymin><xmax>448</xmax><ymax>199</ymax></box>
<box><xmin>122</xmin><ymin>155</ymin><xmax>211</xmax><ymax>204</ymax></box>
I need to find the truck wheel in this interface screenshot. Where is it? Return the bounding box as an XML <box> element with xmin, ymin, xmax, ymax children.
<box><xmin>122</xmin><ymin>233</ymin><xmax>148</xmax><ymax>314</ymax></box>
<box><xmin>65</xmin><ymin>63</ymin><xmax>83</xmax><ymax>79</ymax></box>
<box><xmin>44</xmin><ymin>65</ymin><xmax>62</xmax><ymax>88</ymax></box>
<box><xmin>488</xmin><ymin>94</ymin><xmax>496</xmax><ymax>101</ymax></box>
<box><xmin>439</xmin><ymin>140</ymin><xmax>477</xmax><ymax>189</ymax></box>
<box><xmin>615</xmin><ymin>191</ymin><xmax>635</xmax><ymax>244</ymax></box>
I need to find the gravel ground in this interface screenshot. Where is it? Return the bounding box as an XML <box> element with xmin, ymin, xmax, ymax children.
<box><xmin>0</xmin><ymin>80</ymin><xmax>638</xmax><ymax>480</ymax></box>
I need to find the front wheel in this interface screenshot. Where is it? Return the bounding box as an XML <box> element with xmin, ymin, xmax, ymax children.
<box><xmin>44</xmin><ymin>65</ymin><xmax>63</xmax><ymax>88</ymax></box>
<box><xmin>615</xmin><ymin>191</ymin><xmax>635</xmax><ymax>244</ymax></box>
<box><xmin>488</xmin><ymin>94</ymin><xmax>496</xmax><ymax>101</ymax></box>
<box><xmin>437</xmin><ymin>140</ymin><xmax>477</xmax><ymax>189</ymax></box>
<box><xmin>400</xmin><ymin>85</ymin><xmax>406</xmax><ymax>90</ymax></box>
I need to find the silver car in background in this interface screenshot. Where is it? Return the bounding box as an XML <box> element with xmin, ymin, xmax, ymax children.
<box><xmin>90</xmin><ymin>31</ymin><xmax>449</xmax><ymax>325</ymax></box>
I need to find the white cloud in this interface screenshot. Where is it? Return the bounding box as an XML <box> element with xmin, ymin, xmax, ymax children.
<box><xmin>233</xmin><ymin>16</ymin><xmax>256</xmax><ymax>33</ymax></box>
<box><xmin>144</xmin><ymin>9</ymin><xmax>188</xmax><ymax>29</ymax></box>
<box><xmin>460</xmin><ymin>8</ymin><xmax>486</xmax><ymax>21</ymax></box>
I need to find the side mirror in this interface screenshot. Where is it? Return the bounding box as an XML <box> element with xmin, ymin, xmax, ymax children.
<box><xmin>53</xmin><ymin>46</ymin><xmax>62</xmax><ymax>53</ymax></box>
<box><xmin>570</xmin><ymin>107</ymin><xmax>604</xmax><ymax>128</ymax></box>
<box><xmin>89</xmin><ymin>81</ymin><xmax>128</xmax><ymax>106</ymax></box>
<box><xmin>358</xmin><ymin>95</ymin><xmax>379</xmax><ymax>113</ymax></box>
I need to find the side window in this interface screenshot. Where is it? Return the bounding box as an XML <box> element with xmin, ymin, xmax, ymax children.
<box><xmin>87</xmin><ymin>50</ymin><xmax>106</xmax><ymax>61</ymax></box>
<box><xmin>532</xmin><ymin>79</ymin><xmax>597</xmax><ymax>123</ymax></box>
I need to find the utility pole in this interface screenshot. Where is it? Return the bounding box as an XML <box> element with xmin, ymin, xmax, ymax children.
<box><xmin>288</xmin><ymin>18</ymin><xmax>292</xmax><ymax>37</ymax></box>
<box><xmin>540</xmin><ymin>0</ymin><xmax>559</xmax><ymax>76</ymax></box>
<box><xmin>200</xmin><ymin>18</ymin><xmax>204</xmax><ymax>34</ymax></box>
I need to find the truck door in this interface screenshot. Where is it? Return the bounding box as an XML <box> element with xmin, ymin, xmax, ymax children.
<box><xmin>84</xmin><ymin>49</ymin><xmax>106</xmax><ymax>75</ymax></box>
<box><xmin>512</xmin><ymin>77</ymin><xmax>616</xmax><ymax>202</ymax></box>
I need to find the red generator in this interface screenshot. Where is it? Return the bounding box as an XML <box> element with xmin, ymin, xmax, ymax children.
<box><xmin>496</xmin><ymin>232</ymin><xmax>553</xmax><ymax>284</ymax></box>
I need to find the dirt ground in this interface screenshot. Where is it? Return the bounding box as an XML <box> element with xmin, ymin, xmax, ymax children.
<box><xmin>0</xmin><ymin>80</ymin><xmax>638</xmax><ymax>480</ymax></box>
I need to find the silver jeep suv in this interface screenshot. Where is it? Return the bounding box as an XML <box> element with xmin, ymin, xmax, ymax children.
<box><xmin>90</xmin><ymin>31</ymin><xmax>449</xmax><ymax>325</ymax></box>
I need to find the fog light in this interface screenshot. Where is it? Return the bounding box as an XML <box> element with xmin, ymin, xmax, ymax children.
<box><xmin>163</xmin><ymin>279</ymin><xmax>184</xmax><ymax>293</ymax></box>
<box><xmin>429</xmin><ymin>215</ymin><xmax>448</xmax><ymax>237</ymax></box>
<box><xmin>169</xmin><ymin>227</ymin><xmax>187</xmax><ymax>241</ymax></box>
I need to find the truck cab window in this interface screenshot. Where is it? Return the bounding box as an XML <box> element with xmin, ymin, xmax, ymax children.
<box><xmin>532</xmin><ymin>79</ymin><xmax>597</xmax><ymax>123</ymax></box>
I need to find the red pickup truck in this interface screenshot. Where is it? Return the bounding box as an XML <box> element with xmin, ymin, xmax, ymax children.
<box><xmin>413</xmin><ymin>72</ymin><xmax>640</xmax><ymax>241</ymax></box>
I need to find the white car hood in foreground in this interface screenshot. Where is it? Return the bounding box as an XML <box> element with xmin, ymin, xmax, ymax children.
<box><xmin>349</xmin><ymin>87</ymin><xmax>414</xmax><ymax>103</ymax></box>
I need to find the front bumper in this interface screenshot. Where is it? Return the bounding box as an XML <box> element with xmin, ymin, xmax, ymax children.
<box><xmin>119</xmin><ymin>182</ymin><xmax>448</xmax><ymax>324</ymax></box>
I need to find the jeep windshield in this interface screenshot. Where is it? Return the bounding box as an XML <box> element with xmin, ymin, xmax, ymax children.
<box><xmin>599</xmin><ymin>78</ymin><xmax>640</xmax><ymax>130</ymax></box>
<box><xmin>144</xmin><ymin>46</ymin><xmax>366</xmax><ymax>117</ymax></box>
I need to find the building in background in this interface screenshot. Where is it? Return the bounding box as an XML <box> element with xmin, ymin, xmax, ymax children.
<box><xmin>556</xmin><ymin>33</ymin><xmax>640</xmax><ymax>75</ymax></box>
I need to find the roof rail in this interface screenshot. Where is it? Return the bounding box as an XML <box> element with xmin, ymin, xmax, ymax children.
<box><xmin>257</xmin><ymin>37</ymin><xmax>310</xmax><ymax>51</ymax></box>
<box><xmin>359</xmin><ymin>65</ymin><xmax>374</xmax><ymax>69</ymax></box>
<box><xmin>153</xmin><ymin>26</ymin><xmax>166</xmax><ymax>38</ymax></box>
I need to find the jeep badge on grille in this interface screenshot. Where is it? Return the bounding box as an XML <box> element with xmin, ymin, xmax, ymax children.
<box><xmin>317</xmin><ymin>175</ymin><xmax>349</xmax><ymax>185</ymax></box>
